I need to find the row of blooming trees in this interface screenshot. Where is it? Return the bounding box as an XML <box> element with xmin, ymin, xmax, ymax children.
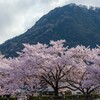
<box><xmin>0</xmin><ymin>40</ymin><xmax>99</xmax><ymax>99</ymax></box>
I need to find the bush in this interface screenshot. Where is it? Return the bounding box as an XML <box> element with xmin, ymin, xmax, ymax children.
<box><xmin>0</xmin><ymin>97</ymin><xmax>6</xmax><ymax>100</ymax></box>
<box><xmin>28</xmin><ymin>96</ymin><xmax>64</xmax><ymax>100</ymax></box>
<box><xmin>41</xmin><ymin>96</ymin><xmax>50</xmax><ymax>100</ymax></box>
<box><xmin>0</xmin><ymin>94</ymin><xmax>99</xmax><ymax>100</ymax></box>
<box><xmin>52</xmin><ymin>96</ymin><xmax>63</xmax><ymax>100</ymax></box>
<box><xmin>0</xmin><ymin>97</ymin><xmax>17</xmax><ymax>100</ymax></box>
<box><xmin>64</xmin><ymin>94</ymin><xmax>100</xmax><ymax>100</ymax></box>
<box><xmin>9</xmin><ymin>97</ymin><xmax>17</xmax><ymax>100</ymax></box>
<box><xmin>28</xmin><ymin>96</ymin><xmax>39</xmax><ymax>100</ymax></box>
<box><xmin>65</xmin><ymin>90</ymin><xmax>72</xmax><ymax>95</ymax></box>
<box><xmin>27</xmin><ymin>95</ymin><xmax>100</xmax><ymax>100</ymax></box>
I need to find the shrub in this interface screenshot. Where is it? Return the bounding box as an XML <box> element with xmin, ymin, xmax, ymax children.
<box><xmin>16</xmin><ymin>95</ymin><xmax>100</xmax><ymax>100</ymax></box>
<box><xmin>28</xmin><ymin>96</ymin><xmax>39</xmax><ymax>100</ymax></box>
<box><xmin>41</xmin><ymin>96</ymin><xmax>50</xmax><ymax>100</ymax></box>
<box><xmin>65</xmin><ymin>94</ymin><xmax>100</xmax><ymax>100</ymax></box>
<box><xmin>9</xmin><ymin>97</ymin><xmax>17</xmax><ymax>100</ymax></box>
<box><xmin>0</xmin><ymin>97</ymin><xmax>7</xmax><ymax>100</ymax></box>
<box><xmin>65</xmin><ymin>90</ymin><xmax>72</xmax><ymax>95</ymax></box>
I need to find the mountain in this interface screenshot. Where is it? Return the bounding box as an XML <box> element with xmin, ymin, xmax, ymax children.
<box><xmin>0</xmin><ymin>3</ymin><xmax>100</xmax><ymax>58</ymax></box>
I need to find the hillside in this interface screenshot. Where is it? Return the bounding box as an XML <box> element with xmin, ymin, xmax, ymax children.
<box><xmin>0</xmin><ymin>3</ymin><xmax>100</xmax><ymax>57</ymax></box>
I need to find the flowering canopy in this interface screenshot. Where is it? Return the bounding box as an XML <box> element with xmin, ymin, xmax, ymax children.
<box><xmin>0</xmin><ymin>40</ymin><xmax>99</xmax><ymax>96</ymax></box>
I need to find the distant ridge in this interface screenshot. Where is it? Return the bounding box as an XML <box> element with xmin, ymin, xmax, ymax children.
<box><xmin>0</xmin><ymin>3</ymin><xmax>100</xmax><ymax>57</ymax></box>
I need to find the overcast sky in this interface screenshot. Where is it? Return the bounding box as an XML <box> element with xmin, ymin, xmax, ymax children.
<box><xmin>0</xmin><ymin>0</ymin><xmax>100</xmax><ymax>44</ymax></box>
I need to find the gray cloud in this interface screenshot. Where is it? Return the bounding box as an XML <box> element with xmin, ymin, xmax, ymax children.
<box><xmin>67</xmin><ymin>0</ymin><xmax>100</xmax><ymax>7</ymax></box>
<box><xmin>0</xmin><ymin>0</ymin><xmax>100</xmax><ymax>44</ymax></box>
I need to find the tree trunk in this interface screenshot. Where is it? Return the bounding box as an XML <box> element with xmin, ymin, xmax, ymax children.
<box><xmin>54</xmin><ymin>88</ymin><xmax>59</xmax><ymax>97</ymax></box>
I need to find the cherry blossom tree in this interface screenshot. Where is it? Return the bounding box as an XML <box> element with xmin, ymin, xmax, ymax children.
<box><xmin>86</xmin><ymin>46</ymin><xmax>100</xmax><ymax>93</ymax></box>
<box><xmin>0</xmin><ymin>40</ymin><xmax>99</xmax><ymax>99</ymax></box>
<box><xmin>8</xmin><ymin>57</ymin><xmax>42</xmax><ymax>96</ymax></box>
<box><xmin>10</xmin><ymin>40</ymin><xmax>100</xmax><ymax>97</ymax></box>
<box><xmin>63</xmin><ymin>46</ymin><xmax>100</xmax><ymax>98</ymax></box>
<box><xmin>0</xmin><ymin>53</ymin><xmax>12</xmax><ymax>95</ymax></box>
<box><xmin>11</xmin><ymin>40</ymin><xmax>74</xmax><ymax>96</ymax></box>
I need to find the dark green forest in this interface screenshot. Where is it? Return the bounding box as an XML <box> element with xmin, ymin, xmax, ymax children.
<box><xmin>0</xmin><ymin>3</ymin><xmax>100</xmax><ymax>57</ymax></box>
